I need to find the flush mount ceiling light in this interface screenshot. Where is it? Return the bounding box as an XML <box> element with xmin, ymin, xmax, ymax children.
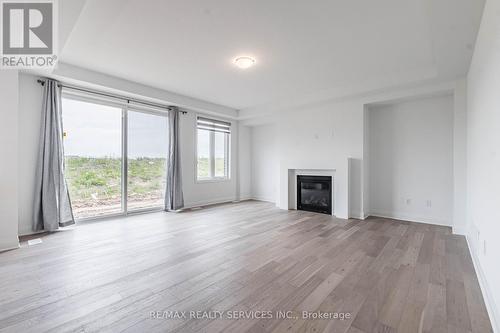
<box><xmin>234</xmin><ymin>56</ymin><xmax>256</xmax><ymax>69</ymax></box>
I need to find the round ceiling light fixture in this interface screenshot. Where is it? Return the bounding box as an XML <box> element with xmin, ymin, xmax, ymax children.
<box><xmin>234</xmin><ymin>56</ymin><xmax>256</xmax><ymax>69</ymax></box>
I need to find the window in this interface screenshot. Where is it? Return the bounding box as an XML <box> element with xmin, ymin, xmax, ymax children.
<box><xmin>62</xmin><ymin>93</ymin><xmax>169</xmax><ymax>219</ymax></box>
<box><xmin>196</xmin><ymin>116</ymin><xmax>230</xmax><ymax>180</ymax></box>
<box><xmin>62</xmin><ymin>98</ymin><xmax>123</xmax><ymax>219</ymax></box>
<box><xmin>127</xmin><ymin>109</ymin><xmax>168</xmax><ymax>212</ymax></box>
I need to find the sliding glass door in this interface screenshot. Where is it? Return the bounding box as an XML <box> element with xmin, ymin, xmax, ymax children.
<box><xmin>62</xmin><ymin>98</ymin><xmax>123</xmax><ymax>219</ymax></box>
<box><xmin>62</xmin><ymin>96</ymin><xmax>169</xmax><ymax>220</ymax></box>
<box><xmin>127</xmin><ymin>110</ymin><xmax>168</xmax><ymax>212</ymax></box>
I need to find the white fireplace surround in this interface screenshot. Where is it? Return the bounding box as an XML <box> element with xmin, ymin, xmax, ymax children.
<box><xmin>277</xmin><ymin>158</ymin><xmax>352</xmax><ymax>219</ymax></box>
<box><xmin>287</xmin><ymin>169</ymin><xmax>335</xmax><ymax>215</ymax></box>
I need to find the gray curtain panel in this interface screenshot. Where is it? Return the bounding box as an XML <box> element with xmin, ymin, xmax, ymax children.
<box><xmin>33</xmin><ymin>79</ymin><xmax>75</xmax><ymax>231</ymax></box>
<box><xmin>165</xmin><ymin>107</ymin><xmax>184</xmax><ymax>211</ymax></box>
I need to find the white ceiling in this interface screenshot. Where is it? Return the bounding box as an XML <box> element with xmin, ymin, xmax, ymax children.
<box><xmin>60</xmin><ymin>0</ymin><xmax>485</xmax><ymax>111</ymax></box>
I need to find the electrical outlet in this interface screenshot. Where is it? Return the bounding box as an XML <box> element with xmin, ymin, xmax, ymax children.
<box><xmin>406</xmin><ymin>199</ymin><xmax>411</xmax><ymax>205</ymax></box>
<box><xmin>426</xmin><ymin>200</ymin><xmax>432</xmax><ymax>207</ymax></box>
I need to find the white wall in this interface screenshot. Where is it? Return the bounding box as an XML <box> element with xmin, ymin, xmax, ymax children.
<box><xmin>179</xmin><ymin>111</ymin><xmax>239</xmax><ymax>208</ymax></box>
<box><xmin>238</xmin><ymin>124</ymin><xmax>252</xmax><ymax>200</ymax></box>
<box><xmin>243</xmin><ymin>81</ymin><xmax>463</xmax><ymax>221</ymax></box>
<box><xmin>16</xmin><ymin>73</ymin><xmax>241</xmax><ymax>235</ymax></box>
<box><xmin>251</xmin><ymin>125</ymin><xmax>278</xmax><ymax>202</ymax></box>
<box><xmin>368</xmin><ymin>95</ymin><xmax>454</xmax><ymax>226</ymax></box>
<box><xmin>247</xmin><ymin>101</ymin><xmax>363</xmax><ymax>218</ymax></box>
<box><xmin>18</xmin><ymin>74</ymin><xmax>44</xmax><ymax>235</ymax></box>
<box><xmin>466</xmin><ymin>0</ymin><xmax>500</xmax><ymax>329</ymax></box>
<box><xmin>453</xmin><ymin>79</ymin><xmax>468</xmax><ymax>234</ymax></box>
<box><xmin>249</xmin><ymin>109</ymin><xmax>362</xmax><ymax>217</ymax></box>
<box><xmin>0</xmin><ymin>71</ymin><xmax>20</xmax><ymax>250</ymax></box>
<box><xmin>276</xmin><ymin>101</ymin><xmax>363</xmax><ymax>219</ymax></box>
<box><xmin>362</xmin><ymin>105</ymin><xmax>370</xmax><ymax>217</ymax></box>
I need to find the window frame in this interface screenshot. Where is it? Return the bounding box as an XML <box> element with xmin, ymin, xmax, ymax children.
<box><xmin>61</xmin><ymin>91</ymin><xmax>169</xmax><ymax>222</ymax></box>
<box><xmin>195</xmin><ymin>115</ymin><xmax>231</xmax><ymax>183</ymax></box>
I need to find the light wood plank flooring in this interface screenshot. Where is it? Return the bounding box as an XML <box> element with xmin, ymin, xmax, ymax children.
<box><xmin>0</xmin><ymin>201</ymin><xmax>492</xmax><ymax>333</ymax></box>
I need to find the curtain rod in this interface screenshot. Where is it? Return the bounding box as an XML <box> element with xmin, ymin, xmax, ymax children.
<box><xmin>36</xmin><ymin>79</ymin><xmax>187</xmax><ymax>114</ymax></box>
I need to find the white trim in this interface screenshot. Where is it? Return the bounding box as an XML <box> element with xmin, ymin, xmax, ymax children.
<box><xmin>248</xmin><ymin>196</ymin><xmax>276</xmax><ymax>203</ymax></box>
<box><xmin>452</xmin><ymin>225</ymin><xmax>468</xmax><ymax>235</ymax></box>
<box><xmin>465</xmin><ymin>234</ymin><xmax>500</xmax><ymax>333</ymax></box>
<box><xmin>183</xmin><ymin>197</ymin><xmax>278</xmax><ymax>209</ymax></box>
<box><xmin>349</xmin><ymin>211</ymin><xmax>367</xmax><ymax>220</ymax></box>
<box><xmin>367</xmin><ymin>210</ymin><xmax>451</xmax><ymax>227</ymax></box>
<box><xmin>196</xmin><ymin>177</ymin><xmax>232</xmax><ymax>184</ymax></box>
<box><xmin>194</xmin><ymin>113</ymin><xmax>232</xmax><ymax>182</ymax></box>
<box><xmin>238</xmin><ymin>194</ymin><xmax>254</xmax><ymax>201</ymax></box>
<box><xmin>183</xmin><ymin>196</ymin><xmax>239</xmax><ymax>209</ymax></box>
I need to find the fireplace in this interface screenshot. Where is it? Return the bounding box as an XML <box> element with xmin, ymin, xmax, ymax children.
<box><xmin>297</xmin><ymin>175</ymin><xmax>332</xmax><ymax>215</ymax></box>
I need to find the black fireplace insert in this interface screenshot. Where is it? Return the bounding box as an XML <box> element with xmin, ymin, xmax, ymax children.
<box><xmin>297</xmin><ymin>175</ymin><xmax>332</xmax><ymax>215</ymax></box>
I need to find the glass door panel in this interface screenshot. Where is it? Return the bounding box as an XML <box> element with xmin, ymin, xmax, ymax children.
<box><xmin>127</xmin><ymin>110</ymin><xmax>168</xmax><ymax>211</ymax></box>
<box><xmin>62</xmin><ymin>98</ymin><xmax>123</xmax><ymax>219</ymax></box>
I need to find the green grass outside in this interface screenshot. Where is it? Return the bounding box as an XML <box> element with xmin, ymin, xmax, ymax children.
<box><xmin>65</xmin><ymin>156</ymin><xmax>227</xmax><ymax>204</ymax></box>
<box><xmin>197</xmin><ymin>157</ymin><xmax>227</xmax><ymax>178</ymax></box>
<box><xmin>65</xmin><ymin>156</ymin><xmax>166</xmax><ymax>202</ymax></box>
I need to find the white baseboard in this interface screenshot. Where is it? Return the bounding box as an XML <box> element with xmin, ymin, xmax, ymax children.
<box><xmin>183</xmin><ymin>196</ymin><xmax>239</xmax><ymax>209</ymax></box>
<box><xmin>350</xmin><ymin>211</ymin><xmax>368</xmax><ymax>220</ymax></box>
<box><xmin>367</xmin><ymin>210</ymin><xmax>451</xmax><ymax>227</ymax></box>
<box><xmin>239</xmin><ymin>194</ymin><xmax>253</xmax><ymax>201</ymax></box>
<box><xmin>465</xmin><ymin>234</ymin><xmax>500</xmax><ymax>333</ymax></box>
<box><xmin>248</xmin><ymin>196</ymin><xmax>276</xmax><ymax>204</ymax></box>
<box><xmin>183</xmin><ymin>196</ymin><xmax>275</xmax><ymax>210</ymax></box>
<box><xmin>452</xmin><ymin>225</ymin><xmax>467</xmax><ymax>235</ymax></box>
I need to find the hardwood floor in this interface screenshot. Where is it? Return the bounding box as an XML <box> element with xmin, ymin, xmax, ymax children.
<box><xmin>0</xmin><ymin>201</ymin><xmax>492</xmax><ymax>333</ymax></box>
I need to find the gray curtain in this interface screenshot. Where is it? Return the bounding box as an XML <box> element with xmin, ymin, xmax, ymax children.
<box><xmin>165</xmin><ymin>107</ymin><xmax>184</xmax><ymax>211</ymax></box>
<box><xmin>33</xmin><ymin>79</ymin><xmax>75</xmax><ymax>231</ymax></box>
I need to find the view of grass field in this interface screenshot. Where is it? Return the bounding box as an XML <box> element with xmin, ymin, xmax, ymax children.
<box><xmin>65</xmin><ymin>156</ymin><xmax>167</xmax><ymax>218</ymax></box>
<box><xmin>65</xmin><ymin>156</ymin><xmax>223</xmax><ymax>218</ymax></box>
